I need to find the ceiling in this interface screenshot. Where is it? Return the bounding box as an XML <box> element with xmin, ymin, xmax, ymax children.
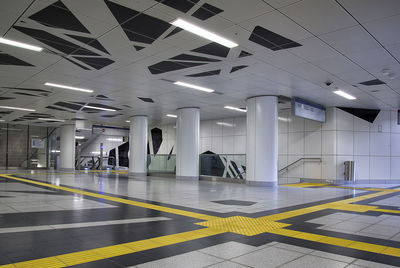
<box><xmin>0</xmin><ymin>0</ymin><xmax>399</xmax><ymax>127</ymax></box>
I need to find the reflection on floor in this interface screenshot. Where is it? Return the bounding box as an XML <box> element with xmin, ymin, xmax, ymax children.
<box><xmin>0</xmin><ymin>171</ymin><xmax>400</xmax><ymax>267</ymax></box>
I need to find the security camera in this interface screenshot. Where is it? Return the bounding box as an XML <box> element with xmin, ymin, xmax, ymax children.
<box><xmin>325</xmin><ymin>81</ymin><xmax>333</xmax><ymax>87</ymax></box>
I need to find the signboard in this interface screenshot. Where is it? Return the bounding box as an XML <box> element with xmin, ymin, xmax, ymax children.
<box><xmin>31</xmin><ymin>138</ymin><xmax>45</xmax><ymax>149</ymax></box>
<box><xmin>291</xmin><ymin>97</ymin><xmax>326</xmax><ymax>123</ymax></box>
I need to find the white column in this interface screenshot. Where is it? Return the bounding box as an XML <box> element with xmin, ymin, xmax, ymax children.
<box><xmin>176</xmin><ymin>107</ymin><xmax>200</xmax><ymax>180</ymax></box>
<box><xmin>60</xmin><ymin>124</ymin><xmax>76</xmax><ymax>170</ymax></box>
<box><xmin>246</xmin><ymin>96</ymin><xmax>278</xmax><ymax>186</ymax></box>
<box><xmin>129</xmin><ymin>116</ymin><xmax>148</xmax><ymax>176</ymax></box>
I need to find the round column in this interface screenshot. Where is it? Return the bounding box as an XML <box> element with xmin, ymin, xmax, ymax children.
<box><xmin>246</xmin><ymin>96</ymin><xmax>278</xmax><ymax>186</ymax></box>
<box><xmin>129</xmin><ymin>116</ymin><xmax>148</xmax><ymax>176</ymax></box>
<box><xmin>60</xmin><ymin>124</ymin><xmax>76</xmax><ymax>170</ymax></box>
<box><xmin>176</xmin><ymin>107</ymin><xmax>200</xmax><ymax>180</ymax></box>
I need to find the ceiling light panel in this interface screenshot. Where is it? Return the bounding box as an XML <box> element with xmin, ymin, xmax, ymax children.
<box><xmin>44</xmin><ymin>82</ymin><xmax>93</xmax><ymax>93</ymax></box>
<box><xmin>84</xmin><ymin>105</ymin><xmax>116</xmax><ymax>112</ymax></box>
<box><xmin>166</xmin><ymin>114</ymin><xmax>178</xmax><ymax>118</ymax></box>
<box><xmin>333</xmin><ymin>90</ymin><xmax>356</xmax><ymax>100</ymax></box>
<box><xmin>0</xmin><ymin>37</ymin><xmax>43</xmax><ymax>51</ymax></box>
<box><xmin>174</xmin><ymin>81</ymin><xmax>215</xmax><ymax>93</ymax></box>
<box><xmin>171</xmin><ymin>19</ymin><xmax>238</xmax><ymax>48</ymax></box>
<box><xmin>0</xmin><ymin>105</ymin><xmax>36</xmax><ymax>112</ymax></box>
<box><xmin>224</xmin><ymin>105</ymin><xmax>247</xmax><ymax>112</ymax></box>
<box><xmin>38</xmin><ymin>118</ymin><xmax>65</xmax><ymax>122</ymax></box>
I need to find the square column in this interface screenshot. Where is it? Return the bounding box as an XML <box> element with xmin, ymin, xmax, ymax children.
<box><xmin>129</xmin><ymin>116</ymin><xmax>148</xmax><ymax>176</ymax></box>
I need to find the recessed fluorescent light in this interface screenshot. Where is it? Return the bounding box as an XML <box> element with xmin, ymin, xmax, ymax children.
<box><xmin>75</xmin><ymin>136</ymin><xmax>85</xmax><ymax>140</ymax></box>
<box><xmin>0</xmin><ymin>37</ymin><xmax>43</xmax><ymax>52</ymax></box>
<box><xmin>0</xmin><ymin>105</ymin><xmax>35</xmax><ymax>112</ymax></box>
<box><xmin>51</xmin><ymin>150</ymin><xmax>60</xmax><ymax>153</ymax></box>
<box><xmin>166</xmin><ymin>114</ymin><xmax>178</xmax><ymax>118</ymax></box>
<box><xmin>224</xmin><ymin>106</ymin><xmax>247</xmax><ymax>113</ymax></box>
<box><xmin>171</xmin><ymin>19</ymin><xmax>238</xmax><ymax>48</ymax></box>
<box><xmin>125</xmin><ymin>120</ymin><xmax>130</xmax><ymax>123</ymax></box>
<box><xmin>174</xmin><ymin>81</ymin><xmax>214</xmax><ymax>93</ymax></box>
<box><xmin>107</xmin><ymin>137</ymin><xmax>123</xmax><ymax>142</ymax></box>
<box><xmin>84</xmin><ymin>105</ymin><xmax>116</xmax><ymax>112</ymax></box>
<box><xmin>0</xmin><ymin>119</ymin><xmax>5</xmax><ymax>122</ymax></box>
<box><xmin>44</xmin><ymin>82</ymin><xmax>93</xmax><ymax>93</ymax></box>
<box><xmin>91</xmin><ymin>151</ymin><xmax>100</xmax><ymax>155</ymax></box>
<box><xmin>38</xmin><ymin>118</ymin><xmax>65</xmax><ymax>122</ymax></box>
<box><xmin>278</xmin><ymin>117</ymin><xmax>290</xmax><ymax>122</ymax></box>
<box><xmin>333</xmin><ymin>90</ymin><xmax>356</xmax><ymax>100</ymax></box>
<box><xmin>216</xmin><ymin>122</ymin><xmax>235</xmax><ymax>127</ymax></box>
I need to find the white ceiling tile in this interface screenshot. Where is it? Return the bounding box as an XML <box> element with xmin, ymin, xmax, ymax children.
<box><xmin>280</xmin><ymin>0</ymin><xmax>357</xmax><ymax>35</ymax></box>
<box><xmin>363</xmin><ymin>14</ymin><xmax>400</xmax><ymax>46</ymax></box>
<box><xmin>337</xmin><ymin>0</ymin><xmax>400</xmax><ymax>23</ymax></box>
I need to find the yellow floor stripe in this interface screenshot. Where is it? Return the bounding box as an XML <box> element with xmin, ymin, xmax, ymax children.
<box><xmin>282</xmin><ymin>183</ymin><xmax>330</xmax><ymax>188</ymax></box>
<box><xmin>2</xmin><ymin>174</ymin><xmax>400</xmax><ymax>267</ymax></box>
<box><xmin>1</xmin><ymin>175</ymin><xmax>218</xmax><ymax>221</ymax></box>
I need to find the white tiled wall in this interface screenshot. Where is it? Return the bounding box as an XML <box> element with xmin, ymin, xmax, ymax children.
<box><xmin>279</xmin><ymin>108</ymin><xmax>400</xmax><ymax>183</ymax></box>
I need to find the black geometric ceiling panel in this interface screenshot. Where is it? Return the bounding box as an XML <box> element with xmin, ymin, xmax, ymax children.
<box><xmin>239</xmin><ymin>50</ymin><xmax>252</xmax><ymax>58</ymax></box>
<box><xmin>154</xmin><ymin>0</ymin><xmax>200</xmax><ymax>13</ymax></box>
<box><xmin>62</xmin><ymin>56</ymin><xmax>91</xmax><ymax>70</ymax></box>
<box><xmin>72</xmin><ymin>57</ymin><xmax>114</xmax><ymax>70</ymax></box>
<box><xmin>0</xmin><ymin>97</ymin><xmax>15</xmax><ymax>101</ymax></box>
<box><xmin>230</xmin><ymin>65</ymin><xmax>248</xmax><ymax>73</ymax></box>
<box><xmin>134</xmin><ymin>45</ymin><xmax>145</xmax><ymax>51</ymax></box>
<box><xmin>2</xmin><ymin>87</ymin><xmax>51</xmax><ymax>93</ymax></box>
<box><xmin>101</xmin><ymin>114</ymin><xmax>122</xmax><ymax>118</ymax></box>
<box><xmin>170</xmin><ymin>54</ymin><xmax>221</xmax><ymax>62</ymax></box>
<box><xmin>186</xmin><ymin>69</ymin><xmax>221</xmax><ymax>77</ymax></box>
<box><xmin>66</xmin><ymin>34</ymin><xmax>110</xmax><ymax>54</ymax></box>
<box><xmin>95</xmin><ymin>95</ymin><xmax>113</xmax><ymax>101</ymax></box>
<box><xmin>164</xmin><ymin>28</ymin><xmax>183</xmax><ymax>39</ymax></box>
<box><xmin>0</xmin><ymin>111</ymin><xmax>13</xmax><ymax>115</ymax></box>
<box><xmin>338</xmin><ymin>107</ymin><xmax>380</xmax><ymax>123</ymax></box>
<box><xmin>13</xmin><ymin>92</ymin><xmax>41</xmax><ymax>97</ymax></box>
<box><xmin>249</xmin><ymin>26</ymin><xmax>302</xmax><ymax>51</ymax></box>
<box><xmin>148</xmin><ymin>61</ymin><xmax>207</xmax><ymax>74</ymax></box>
<box><xmin>105</xmin><ymin>0</ymin><xmax>171</xmax><ymax>44</ymax></box>
<box><xmin>151</xmin><ymin>127</ymin><xmax>163</xmax><ymax>155</ymax></box>
<box><xmin>138</xmin><ymin>97</ymin><xmax>154</xmax><ymax>103</ymax></box>
<box><xmin>46</xmin><ymin>106</ymin><xmax>69</xmax><ymax>112</ymax></box>
<box><xmin>359</xmin><ymin>79</ymin><xmax>386</xmax><ymax>86</ymax></box>
<box><xmin>13</xmin><ymin>26</ymin><xmax>100</xmax><ymax>56</ymax></box>
<box><xmin>192</xmin><ymin>42</ymin><xmax>230</xmax><ymax>57</ymax></box>
<box><xmin>54</xmin><ymin>102</ymin><xmax>83</xmax><ymax>111</ymax></box>
<box><xmin>0</xmin><ymin>51</ymin><xmax>34</xmax><ymax>66</ymax></box>
<box><xmin>29</xmin><ymin>1</ymin><xmax>90</xmax><ymax>33</ymax></box>
<box><xmin>192</xmin><ymin>3</ymin><xmax>223</xmax><ymax>20</ymax></box>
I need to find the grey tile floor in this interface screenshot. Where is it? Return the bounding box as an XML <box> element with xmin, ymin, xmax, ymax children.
<box><xmin>1</xmin><ymin>170</ymin><xmax>400</xmax><ymax>267</ymax></box>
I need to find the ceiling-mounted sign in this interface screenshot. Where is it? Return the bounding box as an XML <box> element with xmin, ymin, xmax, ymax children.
<box><xmin>291</xmin><ymin>97</ymin><xmax>326</xmax><ymax>123</ymax></box>
<box><xmin>31</xmin><ymin>138</ymin><xmax>45</xmax><ymax>149</ymax></box>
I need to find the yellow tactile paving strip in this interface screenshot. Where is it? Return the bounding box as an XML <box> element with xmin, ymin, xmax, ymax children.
<box><xmin>1</xmin><ymin>176</ymin><xmax>400</xmax><ymax>267</ymax></box>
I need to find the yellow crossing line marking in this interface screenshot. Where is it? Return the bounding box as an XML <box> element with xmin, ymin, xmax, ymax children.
<box><xmin>2</xmin><ymin>175</ymin><xmax>400</xmax><ymax>268</ymax></box>
<box><xmin>0</xmin><ymin>175</ymin><xmax>217</xmax><ymax>221</ymax></box>
<box><xmin>282</xmin><ymin>182</ymin><xmax>330</xmax><ymax>187</ymax></box>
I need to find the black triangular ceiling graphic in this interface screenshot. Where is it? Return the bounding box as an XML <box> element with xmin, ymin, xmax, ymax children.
<box><xmin>249</xmin><ymin>26</ymin><xmax>302</xmax><ymax>51</ymax></box>
<box><xmin>170</xmin><ymin>54</ymin><xmax>221</xmax><ymax>62</ymax></box>
<box><xmin>134</xmin><ymin>45</ymin><xmax>145</xmax><ymax>51</ymax></box>
<box><xmin>239</xmin><ymin>50</ymin><xmax>252</xmax><ymax>57</ymax></box>
<box><xmin>66</xmin><ymin>34</ymin><xmax>110</xmax><ymax>54</ymax></box>
<box><xmin>29</xmin><ymin>1</ymin><xmax>90</xmax><ymax>33</ymax></box>
<box><xmin>192</xmin><ymin>42</ymin><xmax>230</xmax><ymax>57</ymax></box>
<box><xmin>105</xmin><ymin>0</ymin><xmax>171</xmax><ymax>45</ymax></box>
<box><xmin>359</xmin><ymin>79</ymin><xmax>386</xmax><ymax>86</ymax></box>
<box><xmin>337</xmin><ymin>107</ymin><xmax>380</xmax><ymax>123</ymax></box>
<box><xmin>13</xmin><ymin>26</ymin><xmax>99</xmax><ymax>56</ymax></box>
<box><xmin>72</xmin><ymin>57</ymin><xmax>114</xmax><ymax>70</ymax></box>
<box><xmin>186</xmin><ymin>69</ymin><xmax>221</xmax><ymax>77</ymax></box>
<box><xmin>191</xmin><ymin>3</ymin><xmax>223</xmax><ymax>21</ymax></box>
<box><xmin>148</xmin><ymin>61</ymin><xmax>207</xmax><ymax>74</ymax></box>
<box><xmin>154</xmin><ymin>0</ymin><xmax>200</xmax><ymax>13</ymax></box>
<box><xmin>0</xmin><ymin>51</ymin><xmax>34</xmax><ymax>66</ymax></box>
<box><xmin>164</xmin><ymin>28</ymin><xmax>183</xmax><ymax>39</ymax></box>
<box><xmin>230</xmin><ymin>65</ymin><xmax>248</xmax><ymax>73</ymax></box>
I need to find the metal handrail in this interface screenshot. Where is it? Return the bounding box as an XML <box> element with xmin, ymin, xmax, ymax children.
<box><xmin>278</xmin><ymin>158</ymin><xmax>322</xmax><ymax>173</ymax></box>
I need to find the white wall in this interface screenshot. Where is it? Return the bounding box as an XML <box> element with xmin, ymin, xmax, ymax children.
<box><xmin>150</xmin><ymin>108</ymin><xmax>400</xmax><ymax>183</ymax></box>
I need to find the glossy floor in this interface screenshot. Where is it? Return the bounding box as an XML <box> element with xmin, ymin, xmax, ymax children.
<box><xmin>0</xmin><ymin>171</ymin><xmax>400</xmax><ymax>267</ymax></box>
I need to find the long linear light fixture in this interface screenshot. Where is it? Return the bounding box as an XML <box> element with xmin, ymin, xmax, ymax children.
<box><xmin>333</xmin><ymin>90</ymin><xmax>356</xmax><ymax>100</ymax></box>
<box><xmin>38</xmin><ymin>118</ymin><xmax>65</xmax><ymax>122</ymax></box>
<box><xmin>0</xmin><ymin>37</ymin><xmax>43</xmax><ymax>52</ymax></box>
<box><xmin>0</xmin><ymin>105</ymin><xmax>35</xmax><ymax>112</ymax></box>
<box><xmin>75</xmin><ymin>136</ymin><xmax>85</xmax><ymax>140</ymax></box>
<box><xmin>44</xmin><ymin>82</ymin><xmax>93</xmax><ymax>93</ymax></box>
<box><xmin>166</xmin><ymin>114</ymin><xmax>178</xmax><ymax>118</ymax></box>
<box><xmin>171</xmin><ymin>19</ymin><xmax>238</xmax><ymax>48</ymax></box>
<box><xmin>174</xmin><ymin>81</ymin><xmax>215</xmax><ymax>93</ymax></box>
<box><xmin>84</xmin><ymin>105</ymin><xmax>116</xmax><ymax>112</ymax></box>
<box><xmin>224</xmin><ymin>105</ymin><xmax>247</xmax><ymax>113</ymax></box>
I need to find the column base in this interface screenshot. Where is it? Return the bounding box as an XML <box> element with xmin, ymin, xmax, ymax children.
<box><xmin>176</xmin><ymin>175</ymin><xmax>198</xmax><ymax>180</ymax></box>
<box><xmin>246</xmin><ymin>181</ymin><xmax>277</xmax><ymax>187</ymax></box>
<box><xmin>128</xmin><ymin>172</ymin><xmax>147</xmax><ymax>177</ymax></box>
